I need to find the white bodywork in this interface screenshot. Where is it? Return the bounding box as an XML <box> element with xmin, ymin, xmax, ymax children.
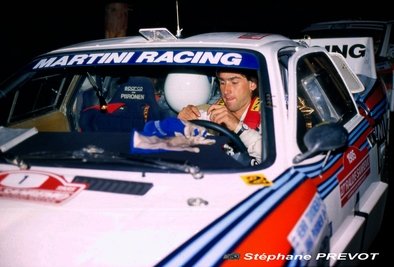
<box><xmin>0</xmin><ymin>30</ymin><xmax>389</xmax><ymax>266</ymax></box>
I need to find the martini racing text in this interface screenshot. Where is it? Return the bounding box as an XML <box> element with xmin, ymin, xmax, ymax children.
<box><xmin>32</xmin><ymin>51</ymin><xmax>259</xmax><ymax>70</ymax></box>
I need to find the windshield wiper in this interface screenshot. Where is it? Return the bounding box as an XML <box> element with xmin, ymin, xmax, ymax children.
<box><xmin>1</xmin><ymin>152</ymin><xmax>29</xmax><ymax>170</ymax></box>
<box><xmin>2</xmin><ymin>145</ymin><xmax>203</xmax><ymax>179</ymax></box>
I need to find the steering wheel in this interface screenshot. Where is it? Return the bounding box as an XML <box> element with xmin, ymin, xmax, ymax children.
<box><xmin>190</xmin><ymin>119</ymin><xmax>251</xmax><ymax>166</ymax></box>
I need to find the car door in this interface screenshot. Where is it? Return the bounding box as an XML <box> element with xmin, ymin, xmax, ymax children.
<box><xmin>287</xmin><ymin>47</ymin><xmax>387</xmax><ymax>264</ymax></box>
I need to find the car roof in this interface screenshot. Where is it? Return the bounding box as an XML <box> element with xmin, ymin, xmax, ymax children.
<box><xmin>47</xmin><ymin>31</ymin><xmax>292</xmax><ymax>54</ymax></box>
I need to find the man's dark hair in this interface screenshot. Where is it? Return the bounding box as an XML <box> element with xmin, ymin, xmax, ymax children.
<box><xmin>215</xmin><ymin>68</ymin><xmax>259</xmax><ymax>97</ymax></box>
<box><xmin>216</xmin><ymin>68</ymin><xmax>257</xmax><ymax>81</ymax></box>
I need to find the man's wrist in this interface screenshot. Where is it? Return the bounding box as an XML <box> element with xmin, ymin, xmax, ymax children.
<box><xmin>235</xmin><ymin>123</ymin><xmax>249</xmax><ymax>136</ymax></box>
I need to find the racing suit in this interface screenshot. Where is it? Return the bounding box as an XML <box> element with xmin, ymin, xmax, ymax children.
<box><xmin>201</xmin><ymin>97</ymin><xmax>262</xmax><ymax>164</ymax></box>
<box><xmin>233</xmin><ymin>97</ymin><xmax>262</xmax><ymax>165</ymax></box>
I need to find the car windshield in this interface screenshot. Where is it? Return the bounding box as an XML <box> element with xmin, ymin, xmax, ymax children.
<box><xmin>0</xmin><ymin>48</ymin><xmax>273</xmax><ymax>172</ymax></box>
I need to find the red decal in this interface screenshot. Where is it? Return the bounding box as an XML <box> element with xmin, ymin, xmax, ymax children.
<box><xmin>0</xmin><ymin>170</ymin><xmax>86</xmax><ymax>204</ymax></box>
<box><xmin>83</xmin><ymin>102</ymin><xmax>125</xmax><ymax>113</ymax></box>
<box><xmin>338</xmin><ymin>148</ymin><xmax>370</xmax><ymax>206</ymax></box>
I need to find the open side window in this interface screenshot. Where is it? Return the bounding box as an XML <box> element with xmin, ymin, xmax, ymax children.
<box><xmin>3</xmin><ymin>72</ymin><xmax>70</xmax><ymax>124</ymax></box>
<box><xmin>288</xmin><ymin>49</ymin><xmax>358</xmax><ymax>152</ymax></box>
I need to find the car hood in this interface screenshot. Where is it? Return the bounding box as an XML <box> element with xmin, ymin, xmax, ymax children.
<box><xmin>0</xmin><ymin>166</ymin><xmax>258</xmax><ymax>267</ymax></box>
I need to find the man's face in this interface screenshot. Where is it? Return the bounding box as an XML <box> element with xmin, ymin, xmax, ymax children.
<box><xmin>217</xmin><ymin>71</ymin><xmax>257</xmax><ymax>114</ymax></box>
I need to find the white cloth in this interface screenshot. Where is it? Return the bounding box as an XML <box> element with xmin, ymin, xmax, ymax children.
<box><xmin>131</xmin><ymin>131</ymin><xmax>215</xmax><ymax>153</ymax></box>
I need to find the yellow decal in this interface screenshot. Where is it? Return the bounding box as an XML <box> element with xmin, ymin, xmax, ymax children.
<box><xmin>241</xmin><ymin>174</ymin><xmax>272</xmax><ymax>186</ymax></box>
<box><xmin>251</xmin><ymin>98</ymin><xmax>260</xmax><ymax>111</ymax></box>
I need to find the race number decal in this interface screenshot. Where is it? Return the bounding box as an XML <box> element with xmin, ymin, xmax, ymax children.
<box><xmin>241</xmin><ymin>173</ymin><xmax>272</xmax><ymax>186</ymax></box>
<box><xmin>288</xmin><ymin>194</ymin><xmax>328</xmax><ymax>266</ymax></box>
<box><xmin>0</xmin><ymin>170</ymin><xmax>86</xmax><ymax>204</ymax></box>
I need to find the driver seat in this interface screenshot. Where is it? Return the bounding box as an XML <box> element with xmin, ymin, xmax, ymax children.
<box><xmin>79</xmin><ymin>76</ymin><xmax>160</xmax><ymax>132</ymax></box>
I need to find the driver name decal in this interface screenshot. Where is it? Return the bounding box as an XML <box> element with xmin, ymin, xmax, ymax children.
<box><xmin>0</xmin><ymin>170</ymin><xmax>86</xmax><ymax>204</ymax></box>
<box><xmin>32</xmin><ymin>50</ymin><xmax>259</xmax><ymax>70</ymax></box>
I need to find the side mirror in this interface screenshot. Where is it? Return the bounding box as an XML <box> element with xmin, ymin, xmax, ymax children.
<box><xmin>293</xmin><ymin>122</ymin><xmax>348</xmax><ymax>164</ymax></box>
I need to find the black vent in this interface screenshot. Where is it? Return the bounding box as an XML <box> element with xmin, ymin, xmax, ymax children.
<box><xmin>73</xmin><ymin>176</ymin><xmax>153</xmax><ymax>196</ymax></box>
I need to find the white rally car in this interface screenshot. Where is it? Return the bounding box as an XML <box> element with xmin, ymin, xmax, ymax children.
<box><xmin>0</xmin><ymin>28</ymin><xmax>390</xmax><ymax>266</ymax></box>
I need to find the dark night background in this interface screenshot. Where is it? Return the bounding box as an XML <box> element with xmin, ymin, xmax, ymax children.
<box><xmin>1</xmin><ymin>0</ymin><xmax>393</xmax><ymax>82</ymax></box>
<box><xmin>0</xmin><ymin>0</ymin><xmax>392</xmax><ymax>265</ymax></box>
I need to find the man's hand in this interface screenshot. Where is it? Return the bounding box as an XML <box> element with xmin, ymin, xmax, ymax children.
<box><xmin>207</xmin><ymin>104</ymin><xmax>239</xmax><ymax>131</ymax></box>
<box><xmin>178</xmin><ymin>105</ymin><xmax>201</xmax><ymax>120</ymax></box>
